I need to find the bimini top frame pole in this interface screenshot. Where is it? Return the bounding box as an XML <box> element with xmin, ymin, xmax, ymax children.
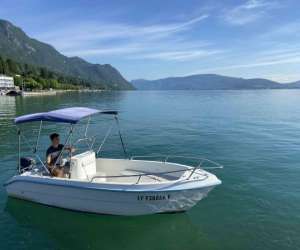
<box><xmin>17</xmin><ymin>129</ymin><xmax>21</xmax><ymax>173</ymax></box>
<box><xmin>33</xmin><ymin>120</ymin><xmax>43</xmax><ymax>153</ymax></box>
<box><xmin>114</xmin><ymin>115</ymin><xmax>128</xmax><ymax>158</ymax></box>
<box><xmin>17</xmin><ymin>127</ymin><xmax>50</xmax><ymax>174</ymax></box>
<box><xmin>95</xmin><ymin>114</ymin><xmax>128</xmax><ymax>158</ymax></box>
<box><xmin>53</xmin><ymin>124</ymin><xmax>74</xmax><ymax>167</ymax></box>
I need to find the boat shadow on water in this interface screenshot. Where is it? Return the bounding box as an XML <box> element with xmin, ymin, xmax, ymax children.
<box><xmin>5</xmin><ymin>198</ymin><xmax>216</xmax><ymax>250</ymax></box>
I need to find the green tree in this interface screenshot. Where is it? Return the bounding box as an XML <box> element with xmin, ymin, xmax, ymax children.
<box><xmin>24</xmin><ymin>77</ymin><xmax>39</xmax><ymax>89</ymax></box>
<box><xmin>2</xmin><ymin>59</ymin><xmax>10</xmax><ymax>74</ymax></box>
<box><xmin>40</xmin><ymin>67</ymin><xmax>48</xmax><ymax>78</ymax></box>
<box><xmin>7</xmin><ymin>59</ymin><xmax>20</xmax><ymax>74</ymax></box>
<box><xmin>0</xmin><ymin>56</ymin><xmax>91</xmax><ymax>89</ymax></box>
<box><xmin>13</xmin><ymin>76</ymin><xmax>23</xmax><ymax>86</ymax></box>
<box><xmin>49</xmin><ymin>79</ymin><xmax>59</xmax><ymax>89</ymax></box>
<box><xmin>0</xmin><ymin>56</ymin><xmax>4</xmax><ymax>74</ymax></box>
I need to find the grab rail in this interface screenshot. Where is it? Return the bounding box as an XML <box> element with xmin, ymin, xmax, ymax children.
<box><xmin>73</xmin><ymin>136</ymin><xmax>95</xmax><ymax>150</ymax></box>
<box><xmin>130</xmin><ymin>155</ymin><xmax>223</xmax><ymax>169</ymax></box>
<box><xmin>90</xmin><ymin>168</ymin><xmax>209</xmax><ymax>184</ymax></box>
<box><xmin>91</xmin><ymin>155</ymin><xmax>222</xmax><ymax>184</ymax></box>
<box><xmin>74</xmin><ymin>137</ymin><xmax>93</xmax><ymax>145</ymax></box>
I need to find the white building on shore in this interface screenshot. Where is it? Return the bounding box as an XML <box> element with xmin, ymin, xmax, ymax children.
<box><xmin>0</xmin><ymin>75</ymin><xmax>14</xmax><ymax>89</ymax></box>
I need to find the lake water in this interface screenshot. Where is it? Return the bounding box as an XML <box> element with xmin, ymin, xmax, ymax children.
<box><xmin>0</xmin><ymin>90</ymin><xmax>300</xmax><ymax>250</ymax></box>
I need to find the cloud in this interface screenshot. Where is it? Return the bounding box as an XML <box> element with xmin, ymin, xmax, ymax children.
<box><xmin>131</xmin><ymin>49</ymin><xmax>221</xmax><ymax>61</ymax></box>
<box><xmin>36</xmin><ymin>15</ymin><xmax>209</xmax><ymax>51</ymax></box>
<box><xmin>264</xmin><ymin>73</ymin><xmax>300</xmax><ymax>83</ymax></box>
<box><xmin>64</xmin><ymin>41</ymin><xmax>222</xmax><ymax>62</ymax></box>
<box><xmin>35</xmin><ymin>15</ymin><xmax>218</xmax><ymax>62</ymax></box>
<box><xmin>193</xmin><ymin>50</ymin><xmax>300</xmax><ymax>74</ymax></box>
<box><xmin>262</xmin><ymin>20</ymin><xmax>300</xmax><ymax>38</ymax></box>
<box><xmin>223</xmin><ymin>0</ymin><xmax>280</xmax><ymax>25</ymax></box>
<box><xmin>64</xmin><ymin>45</ymin><xmax>143</xmax><ymax>56</ymax></box>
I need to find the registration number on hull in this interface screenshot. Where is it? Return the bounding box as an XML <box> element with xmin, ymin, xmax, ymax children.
<box><xmin>137</xmin><ymin>194</ymin><xmax>170</xmax><ymax>201</ymax></box>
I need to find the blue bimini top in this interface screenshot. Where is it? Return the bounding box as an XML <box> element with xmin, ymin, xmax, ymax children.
<box><xmin>14</xmin><ymin>107</ymin><xmax>118</xmax><ymax>124</ymax></box>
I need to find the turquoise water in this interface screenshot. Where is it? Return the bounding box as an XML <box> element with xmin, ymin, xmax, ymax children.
<box><xmin>0</xmin><ymin>90</ymin><xmax>300</xmax><ymax>250</ymax></box>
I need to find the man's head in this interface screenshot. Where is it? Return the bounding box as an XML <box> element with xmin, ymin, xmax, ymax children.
<box><xmin>50</xmin><ymin>133</ymin><xmax>60</xmax><ymax>146</ymax></box>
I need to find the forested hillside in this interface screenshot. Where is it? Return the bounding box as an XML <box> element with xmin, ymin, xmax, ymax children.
<box><xmin>0</xmin><ymin>19</ymin><xmax>134</xmax><ymax>90</ymax></box>
<box><xmin>0</xmin><ymin>56</ymin><xmax>91</xmax><ymax>89</ymax></box>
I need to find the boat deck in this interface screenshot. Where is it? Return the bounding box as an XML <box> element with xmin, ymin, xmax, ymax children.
<box><xmin>91</xmin><ymin>170</ymin><xmax>174</xmax><ymax>184</ymax></box>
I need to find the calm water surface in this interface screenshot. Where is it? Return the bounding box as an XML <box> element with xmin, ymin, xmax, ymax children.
<box><xmin>0</xmin><ymin>90</ymin><xmax>300</xmax><ymax>250</ymax></box>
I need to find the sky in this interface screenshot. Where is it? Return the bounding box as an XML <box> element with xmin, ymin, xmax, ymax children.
<box><xmin>1</xmin><ymin>0</ymin><xmax>300</xmax><ymax>82</ymax></box>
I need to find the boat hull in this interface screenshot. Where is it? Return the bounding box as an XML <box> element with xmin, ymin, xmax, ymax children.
<box><xmin>5</xmin><ymin>177</ymin><xmax>218</xmax><ymax>216</ymax></box>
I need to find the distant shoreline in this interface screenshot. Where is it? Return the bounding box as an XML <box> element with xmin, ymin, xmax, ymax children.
<box><xmin>20</xmin><ymin>89</ymin><xmax>104</xmax><ymax>97</ymax></box>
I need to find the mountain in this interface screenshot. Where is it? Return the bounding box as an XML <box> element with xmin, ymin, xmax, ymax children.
<box><xmin>0</xmin><ymin>19</ymin><xmax>134</xmax><ymax>90</ymax></box>
<box><xmin>132</xmin><ymin>74</ymin><xmax>299</xmax><ymax>90</ymax></box>
<box><xmin>286</xmin><ymin>80</ymin><xmax>300</xmax><ymax>88</ymax></box>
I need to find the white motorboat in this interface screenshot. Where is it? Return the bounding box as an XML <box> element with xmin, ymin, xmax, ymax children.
<box><xmin>4</xmin><ymin>107</ymin><xmax>222</xmax><ymax>216</ymax></box>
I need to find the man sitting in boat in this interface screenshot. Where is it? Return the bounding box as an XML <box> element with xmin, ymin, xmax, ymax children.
<box><xmin>46</xmin><ymin>133</ymin><xmax>73</xmax><ymax>177</ymax></box>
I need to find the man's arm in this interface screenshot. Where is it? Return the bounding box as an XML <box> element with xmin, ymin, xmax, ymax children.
<box><xmin>64</xmin><ymin>145</ymin><xmax>75</xmax><ymax>153</ymax></box>
<box><xmin>46</xmin><ymin>155</ymin><xmax>55</xmax><ymax>172</ymax></box>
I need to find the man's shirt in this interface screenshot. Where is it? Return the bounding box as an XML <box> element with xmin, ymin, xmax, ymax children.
<box><xmin>46</xmin><ymin>144</ymin><xmax>64</xmax><ymax>166</ymax></box>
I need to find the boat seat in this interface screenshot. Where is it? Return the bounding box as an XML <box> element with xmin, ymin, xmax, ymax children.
<box><xmin>70</xmin><ymin>151</ymin><xmax>97</xmax><ymax>181</ymax></box>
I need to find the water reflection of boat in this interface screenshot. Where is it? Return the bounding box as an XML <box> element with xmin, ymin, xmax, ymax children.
<box><xmin>5</xmin><ymin>198</ymin><xmax>215</xmax><ymax>250</ymax></box>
